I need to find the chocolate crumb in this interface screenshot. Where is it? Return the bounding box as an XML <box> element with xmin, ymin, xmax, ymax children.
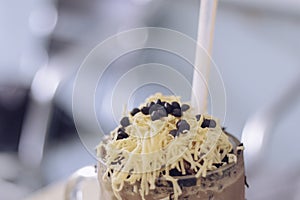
<box><xmin>178</xmin><ymin>177</ymin><xmax>197</xmax><ymax>187</ymax></box>
<box><xmin>245</xmin><ymin>176</ymin><xmax>249</xmax><ymax>188</ymax></box>
<box><xmin>208</xmin><ymin>182</ymin><xmax>215</xmax><ymax>188</ymax></box>
<box><xmin>183</xmin><ymin>161</ymin><xmax>194</xmax><ymax>175</ymax></box>
<box><xmin>218</xmin><ymin>184</ymin><xmax>223</xmax><ymax>190</ymax></box>
<box><xmin>199</xmin><ymin>159</ymin><xmax>204</xmax><ymax>165</ymax></box>
<box><xmin>221</xmin><ymin>155</ymin><xmax>229</xmax><ymax>163</ymax></box>
<box><xmin>201</xmin><ymin>182</ymin><xmax>206</xmax><ymax>188</ymax></box>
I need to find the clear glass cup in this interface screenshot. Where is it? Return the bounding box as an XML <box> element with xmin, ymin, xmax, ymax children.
<box><xmin>97</xmin><ymin>133</ymin><xmax>245</xmax><ymax>200</ymax></box>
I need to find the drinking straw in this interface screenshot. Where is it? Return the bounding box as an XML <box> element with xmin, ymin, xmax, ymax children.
<box><xmin>191</xmin><ymin>0</ymin><xmax>218</xmax><ymax>113</ymax></box>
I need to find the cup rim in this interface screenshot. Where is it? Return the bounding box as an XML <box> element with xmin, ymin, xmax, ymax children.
<box><xmin>97</xmin><ymin>132</ymin><xmax>241</xmax><ymax>178</ymax></box>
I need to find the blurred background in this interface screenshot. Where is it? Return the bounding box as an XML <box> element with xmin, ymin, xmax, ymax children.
<box><xmin>1</xmin><ymin>0</ymin><xmax>300</xmax><ymax>199</ymax></box>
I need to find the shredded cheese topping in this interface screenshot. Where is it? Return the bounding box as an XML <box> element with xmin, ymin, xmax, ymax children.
<box><xmin>97</xmin><ymin>93</ymin><xmax>238</xmax><ymax>200</ymax></box>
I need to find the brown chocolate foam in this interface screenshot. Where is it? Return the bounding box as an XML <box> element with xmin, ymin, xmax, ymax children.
<box><xmin>98</xmin><ymin>134</ymin><xmax>245</xmax><ymax>200</ymax></box>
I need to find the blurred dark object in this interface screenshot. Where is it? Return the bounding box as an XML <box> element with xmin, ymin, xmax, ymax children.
<box><xmin>0</xmin><ymin>85</ymin><xmax>30</xmax><ymax>151</ymax></box>
<box><xmin>48</xmin><ymin>102</ymin><xmax>76</xmax><ymax>141</ymax></box>
<box><xmin>0</xmin><ymin>83</ymin><xmax>76</xmax><ymax>152</ymax></box>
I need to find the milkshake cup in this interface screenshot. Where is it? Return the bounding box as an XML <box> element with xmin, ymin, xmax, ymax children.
<box><xmin>97</xmin><ymin>133</ymin><xmax>245</xmax><ymax>200</ymax></box>
<box><xmin>96</xmin><ymin>93</ymin><xmax>246</xmax><ymax>200</ymax></box>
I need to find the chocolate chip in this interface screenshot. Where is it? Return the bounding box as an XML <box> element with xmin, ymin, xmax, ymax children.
<box><xmin>164</xmin><ymin>102</ymin><xmax>173</xmax><ymax>114</ymax></box>
<box><xmin>155</xmin><ymin>99</ymin><xmax>165</xmax><ymax>106</ymax></box>
<box><xmin>177</xmin><ymin>120</ymin><xmax>190</xmax><ymax>133</ymax></box>
<box><xmin>141</xmin><ymin>106</ymin><xmax>150</xmax><ymax>115</ymax></box>
<box><xmin>147</xmin><ymin>101</ymin><xmax>155</xmax><ymax>108</ymax></box>
<box><xmin>117</xmin><ymin>127</ymin><xmax>127</xmax><ymax>135</ymax></box>
<box><xmin>195</xmin><ymin>114</ymin><xmax>201</xmax><ymax>121</ymax></box>
<box><xmin>222</xmin><ymin>127</ymin><xmax>227</xmax><ymax>131</ymax></box>
<box><xmin>201</xmin><ymin>119</ymin><xmax>216</xmax><ymax>128</ymax></box>
<box><xmin>120</xmin><ymin>117</ymin><xmax>130</xmax><ymax>127</ymax></box>
<box><xmin>238</xmin><ymin>143</ymin><xmax>244</xmax><ymax>147</ymax></box>
<box><xmin>151</xmin><ymin>111</ymin><xmax>160</xmax><ymax>121</ymax></box>
<box><xmin>130</xmin><ymin>108</ymin><xmax>140</xmax><ymax>116</ymax></box>
<box><xmin>171</xmin><ymin>101</ymin><xmax>180</xmax><ymax>109</ymax></box>
<box><xmin>155</xmin><ymin>99</ymin><xmax>162</xmax><ymax>105</ymax></box>
<box><xmin>117</xmin><ymin>131</ymin><xmax>129</xmax><ymax>140</ymax></box>
<box><xmin>149</xmin><ymin>104</ymin><xmax>167</xmax><ymax>120</ymax></box>
<box><xmin>176</xmin><ymin>120</ymin><xmax>181</xmax><ymax>128</ymax></box>
<box><xmin>178</xmin><ymin>177</ymin><xmax>197</xmax><ymax>187</ymax></box>
<box><xmin>209</xmin><ymin>119</ymin><xmax>216</xmax><ymax>128</ymax></box>
<box><xmin>149</xmin><ymin>104</ymin><xmax>164</xmax><ymax>114</ymax></box>
<box><xmin>169</xmin><ymin>168</ymin><xmax>182</xmax><ymax>176</ymax></box>
<box><xmin>244</xmin><ymin>176</ymin><xmax>249</xmax><ymax>188</ymax></box>
<box><xmin>151</xmin><ymin>109</ymin><xmax>167</xmax><ymax>121</ymax></box>
<box><xmin>213</xmin><ymin>163</ymin><xmax>223</xmax><ymax>168</ymax></box>
<box><xmin>199</xmin><ymin>160</ymin><xmax>204</xmax><ymax>165</ymax></box>
<box><xmin>181</xmin><ymin>104</ymin><xmax>190</xmax><ymax>112</ymax></box>
<box><xmin>157</xmin><ymin>109</ymin><xmax>167</xmax><ymax>117</ymax></box>
<box><xmin>169</xmin><ymin>129</ymin><xmax>178</xmax><ymax>137</ymax></box>
<box><xmin>172</xmin><ymin>108</ymin><xmax>182</xmax><ymax>117</ymax></box>
<box><xmin>222</xmin><ymin>155</ymin><xmax>229</xmax><ymax>163</ymax></box>
<box><xmin>117</xmin><ymin>127</ymin><xmax>125</xmax><ymax>133</ymax></box>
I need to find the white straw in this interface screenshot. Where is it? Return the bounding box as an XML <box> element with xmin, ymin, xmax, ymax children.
<box><xmin>191</xmin><ymin>0</ymin><xmax>218</xmax><ymax>114</ymax></box>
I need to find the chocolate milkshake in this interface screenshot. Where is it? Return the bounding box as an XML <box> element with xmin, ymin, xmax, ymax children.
<box><xmin>97</xmin><ymin>93</ymin><xmax>245</xmax><ymax>200</ymax></box>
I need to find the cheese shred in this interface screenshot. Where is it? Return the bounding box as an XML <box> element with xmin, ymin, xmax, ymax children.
<box><xmin>97</xmin><ymin>93</ymin><xmax>237</xmax><ymax>200</ymax></box>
